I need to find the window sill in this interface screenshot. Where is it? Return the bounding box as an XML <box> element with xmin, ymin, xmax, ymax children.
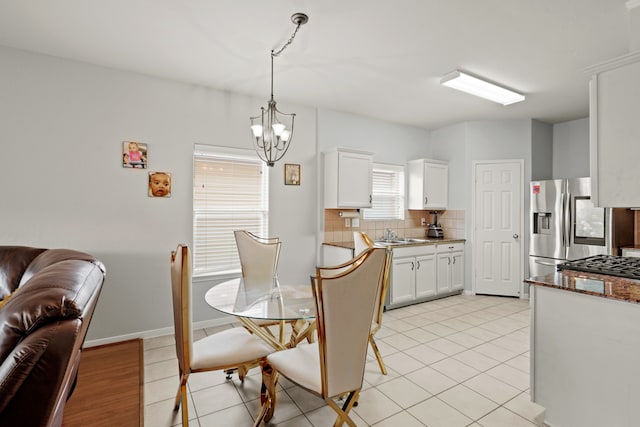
<box><xmin>192</xmin><ymin>270</ymin><xmax>241</xmax><ymax>284</ymax></box>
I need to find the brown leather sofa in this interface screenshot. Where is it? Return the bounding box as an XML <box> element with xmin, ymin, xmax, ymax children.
<box><xmin>0</xmin><ymin>246</ymin><xmax>105</xmax><ymax>427</ymax></box>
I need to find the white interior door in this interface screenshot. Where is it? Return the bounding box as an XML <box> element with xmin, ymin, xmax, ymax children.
<box><xmin>473</xmin><ymin>161</ymin><xmax>523</xmax><ymax>296</ymax></box>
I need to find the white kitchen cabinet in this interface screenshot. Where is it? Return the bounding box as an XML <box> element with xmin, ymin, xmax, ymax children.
<box><xmin>387</xmin><ymin>245</ymin><xmax>437</xmax><ymax>308</ymax></box>
<box><xmin>324</xmin><ymin>149</ymin><xmax>373</xmax><ymax>208</ymax></box>
<box><xmin>587</xmin><ymin>51</ymin><xmax>640</xmax><ymax>207</ymax></box>
<box><xmin>415</xmin><ymin>254</ymin><xmax>437</xmax><ymax>298</ymax></box>
<box><xmin>436</xmin><ymin>243</ymin><xmax>464</xmax><ymax>294</ymax></box>
<box><xmin>407</xmin><ymin>159</ymin><xmax>448</xmax><ymax>210</ymax></box>
<box><xmin>390</xmin><ymin>256</ymin><xmax>415</xmax><ymax>305</ymax></box>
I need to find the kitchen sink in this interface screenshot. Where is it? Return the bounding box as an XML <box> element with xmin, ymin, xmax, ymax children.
<box><xmin>374</xmin><ymin>238</ymin><xmax>434</xmax><ymax>246</ymax></box>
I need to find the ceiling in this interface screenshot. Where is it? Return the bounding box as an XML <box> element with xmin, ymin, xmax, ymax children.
<box><xmin>0</xmin><ymin>1</ymin><xmax>636</xmax><ymax>130</ymax></box>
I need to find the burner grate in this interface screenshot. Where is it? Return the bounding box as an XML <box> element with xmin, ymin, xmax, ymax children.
<box><xmin>558</xmin><ymin>255</ymin><xmax>640</xmax><ymax>280</ymax></box>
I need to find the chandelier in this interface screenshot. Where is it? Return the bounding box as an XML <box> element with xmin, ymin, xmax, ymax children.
<box><xmin>250</xmin><ymin>13</ymin><xmax>308</xmax><ymax>167</ymax></box>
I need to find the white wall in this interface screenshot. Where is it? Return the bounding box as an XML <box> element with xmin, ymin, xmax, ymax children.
<box><xmin>316</xmin><ymin>109</ymin><xmax>430</xmax><ymax>163</ymax></box>
<box><xmin>431</xmin><ymin>122</ymin><xmax>467</xmax><ymax>210</ymax></box>
<box><xmin>552</xmin><ymin>117</ymin><xmax>589</xmax><ymax>178</ymax></box>
<box><xmin>531</xmin><ymin>120</ymin><xmax>554</xmax><ymax>181</ymax></box>
<box><xmin>0</xmin><ymin>46</ymin><xmax>317</xmax><ymax>342</ymax></box>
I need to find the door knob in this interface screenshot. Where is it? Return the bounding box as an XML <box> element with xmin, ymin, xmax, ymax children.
<box><xmin>513</xmin><ymin>234</ymin><xmax>519</xmax><ymax>239</ymax></box>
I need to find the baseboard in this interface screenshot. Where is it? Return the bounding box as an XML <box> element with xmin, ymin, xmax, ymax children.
<box><xmin>84</xmin><ymin>316</ymin><xmax>237</xmax><ymax>347</ymax></box>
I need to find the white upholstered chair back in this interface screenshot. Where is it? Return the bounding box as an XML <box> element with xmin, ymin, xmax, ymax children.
<box><xmin>234</xmin><ymin>230</ymin><xmax>281</xmax><ymax>280</ymax></box>
<box><xmin>314</xmin><ymin>247</ymin><xmax>390</xmax><ymax>397</ymax></box>
<box><xmin>170</xmin><ymin>244</ymin><xmax>193</xmax><ymax>375</ymax></box>
<box><xmin>353</xmin><ymin>231</ymin><xmax>374</xmax><ymax>256</ymax></box>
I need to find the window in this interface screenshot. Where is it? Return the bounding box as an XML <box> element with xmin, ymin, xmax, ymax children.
<box><xmin>193</xmin><ymin>145</ymin><xmax>269</xmax><ymax>276</ymax></box>
<box><xmin>363</xmin><ymin>164</ymin><xmax>405</xmax><ymax>220</ymax></box>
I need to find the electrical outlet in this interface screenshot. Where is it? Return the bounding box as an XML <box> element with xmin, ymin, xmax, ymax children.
<box><xmin>345</xmin><ymin>218</ymin><xmax>351</xmax><ymax>228</ymax></box>
<box><xmin>421</xmin><ymin>217</ymin><xmax>427</xmax><ymax>226</ymax></box>
<box><xmin>352</xmin><ymin>218</ymin><xmax>360</xmax><ymax>228</ymax></box>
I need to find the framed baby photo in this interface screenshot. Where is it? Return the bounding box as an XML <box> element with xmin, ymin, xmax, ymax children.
<box><xmin>148</xmin><ymin>171</ymin><xmax>172</xmax><ymax>198</ymax></box>
<box><xmin>284</xmin><ymin>164</ymin><xmax>300</xmax><ymax>185</ymax></box>
<box><xmin>122</xmin><ymin>141</ymin><xmax>148</xmax><ymax>169</ymax></box>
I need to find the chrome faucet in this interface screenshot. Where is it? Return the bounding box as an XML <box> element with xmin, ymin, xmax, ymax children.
<box><xmin>384</xmin><ymin>228</ymin><xmax>397</xmax><ymax>241</ymax></box>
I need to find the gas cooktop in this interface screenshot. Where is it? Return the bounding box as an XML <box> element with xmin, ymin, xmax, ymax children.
<box><xmin>558</xmin><ymin>255</ymin><xmax>640</xmax><ymax>280</ymax></box>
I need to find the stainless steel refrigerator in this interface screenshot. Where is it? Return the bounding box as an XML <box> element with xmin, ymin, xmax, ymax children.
<box><xmin>529</xmin><ymin>177</ymin><xmax>634</xmax><ymax>277</ymax></box>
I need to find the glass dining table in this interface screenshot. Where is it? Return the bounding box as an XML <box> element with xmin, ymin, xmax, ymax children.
<box><xmin>205</xmin><ymin>276</ymin><xmax>316</xmax><ymax>350</ymax></box>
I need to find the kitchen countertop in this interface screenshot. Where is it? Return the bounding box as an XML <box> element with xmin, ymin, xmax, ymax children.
<box><xmin>323</xmin><ymin>238</ymin><xmax>465</xmax><ymax>250</ymax></box>
<box><xmin>525</xmin><ymin>270</ymin><xmax>640</xmax><ymax>304</ymax></box>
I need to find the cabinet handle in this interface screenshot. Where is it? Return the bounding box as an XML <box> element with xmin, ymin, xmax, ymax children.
<box><xmin>416</xmin><ymin>261</ymin><xmax>420</xmax><ymax>269</ymax></box>
<box><xmin>448</xmin><ymin>257</ymin><xmax>451</xmax><ymax>265</ymax></box>
<box><xmin>411</xmin><ymin>261</ymin><xmax>414</xmax><ymax>271</ymax></box>
<box><xmin>452</xmin><ymin>257</ymin><xmax>456</xmax><ymax>264</ymax></box>
<box><xmin>425</xmin><ymin>196</ymin><xmax>428</xmax><ymax>205</ymax></box>
<box><xmin>369</xmin><ymin>195</ymin><xmax>372</xmax><ymax>204</ymax></box>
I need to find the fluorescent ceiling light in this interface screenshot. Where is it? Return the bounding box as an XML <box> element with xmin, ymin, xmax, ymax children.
<box><xmin>440</xmin><ymin>70</ymin><xmax>525</xmax><ymax>105</ymax></box>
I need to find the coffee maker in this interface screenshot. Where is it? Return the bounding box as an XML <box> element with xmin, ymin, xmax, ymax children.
<box><xmin>426</xmin><ymin>211</ymin><xmax>444</xmax><ymax>238</ymax></box>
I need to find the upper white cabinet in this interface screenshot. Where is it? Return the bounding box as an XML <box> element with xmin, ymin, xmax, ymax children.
<box><xmin>324</xmin><ymin>149</ymin><xmax>373</xmax><ymax>208</ymax></box>
<box><xmin>587</xmin><ymin>51</ymin><xmax>640</xmax><ymax>207</ymax></box>
<box><xmin>408</xmin><ymin>159</ymin><xmax>448</xmax><ymax>210</ymax></box>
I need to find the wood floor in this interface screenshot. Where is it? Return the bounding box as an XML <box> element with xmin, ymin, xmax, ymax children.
<box><xmin>62</xmin><ymin>339</ymin><xmax>143</xmax><ymax>427</ymax></box>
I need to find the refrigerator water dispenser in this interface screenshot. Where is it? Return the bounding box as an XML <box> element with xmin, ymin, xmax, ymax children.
<box><xmin>533</xmin><ymin>212</ymin><xmax>552</xmax><ymax>235</ymax></box>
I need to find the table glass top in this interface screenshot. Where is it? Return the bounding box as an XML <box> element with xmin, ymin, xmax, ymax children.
<box><xmin>205</xmin><ymin>277</ymin><xmax>316</xmax><ymax>320</ymax></box>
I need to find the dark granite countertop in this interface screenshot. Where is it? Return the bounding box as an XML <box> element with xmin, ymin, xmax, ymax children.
<box><xmin>525</xmin><ymin>270</ymin><xmax>640</xmax><ymax>304</ymax></box>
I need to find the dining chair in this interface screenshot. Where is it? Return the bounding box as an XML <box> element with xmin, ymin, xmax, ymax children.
<box><xmin>234</xmin><ymin>230</ymin><xmax>281</xmax><ymax>280</ymax></box>
<box><xmin>353</xmin><ymin>231</ymin><xmax>374</xmax><ymax>256</ymax></box>
<box><xmin>234</xmin><ymin>230</ymin><xmax>288</xmax><ymax>342</ymax></box>
<box><xmin>170</xmin><ymin>244</ymin><xmax>273</xmax><ymax>426</ymax></box>
<box><xmin>253</xmin><ymin>247</ymin><xmax>391</xmax><ymax>427</ymax></box>
<box><xmin>325</xmin><ymin>234</ymin><xmax>390</xmax><ymax>374</ymax></box>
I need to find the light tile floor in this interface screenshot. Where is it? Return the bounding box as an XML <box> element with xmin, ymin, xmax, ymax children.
<box><xmin>143</xmin><ymin>294</ymin><xmax>545</xmax><ymax>426</ymax></box>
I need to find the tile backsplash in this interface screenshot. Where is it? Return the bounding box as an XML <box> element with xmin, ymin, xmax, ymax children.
<box><xmin>323</xmin><ymin>209</ymin><xmax>465</xmax><ymax>243</ymax></box>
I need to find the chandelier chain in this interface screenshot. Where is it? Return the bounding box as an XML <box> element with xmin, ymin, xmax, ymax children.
<box><xmin>272</xmin><ymin>23</ymin><xmax>303</xmax><ymax>57</ymax></box>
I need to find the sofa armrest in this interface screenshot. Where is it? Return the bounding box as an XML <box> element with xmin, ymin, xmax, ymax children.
<box><xmin>0</xmin><ymin>319</ymin><xmax>81</xmax><ymax>426</ymax></box>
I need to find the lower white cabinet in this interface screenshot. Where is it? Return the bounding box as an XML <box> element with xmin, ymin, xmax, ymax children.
<box><xmin>386</xmin><ymin>241</ymin><xmax>466</xmax><ymax>309</ymax></box>
<box><xmin>387</xmin><ymin>245</ymin><xmax>437</xmax><ymax>308</ymax></box>
<box><xmin>436</xmin><ymin>243</ymin><xmax>464</xmax><ymax>294</ymax></box>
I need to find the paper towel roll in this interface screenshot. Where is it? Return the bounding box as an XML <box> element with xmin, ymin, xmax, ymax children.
<box><xmin>339</xmin><ymin>211</ymin><xmax>360</xmax><ymax>218</ymax></box>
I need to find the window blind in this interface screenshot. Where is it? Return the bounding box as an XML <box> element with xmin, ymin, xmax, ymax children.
<box><xmin>193</xmin><ymin>146</ymin><xmax>269</xmax><ymax>276</ymax></box>
<box><xmin>363</xmin><ymin>164</ymin><xmax>405</xmax><ymax>220</ymax></box>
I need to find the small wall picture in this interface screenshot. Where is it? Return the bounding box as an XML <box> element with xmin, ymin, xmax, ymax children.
<box><xmin>284</xmin><ymin>164</ymin><xmax>300</xmax><ymax>185</ymax></box>
<box><xmin>148</xmin><ymin>171</ymin><xmax>172</xmax><ymax>197</ymax></box>
<box><xmin>122</xmin><ymin>141</ymin><xmax>148</xmax><ymax>169</ymax></box>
